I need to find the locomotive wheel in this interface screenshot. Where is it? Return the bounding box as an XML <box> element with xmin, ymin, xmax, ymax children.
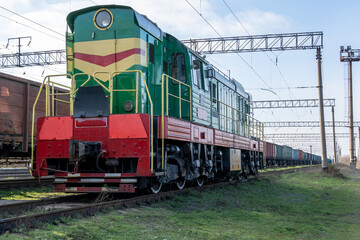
<box><xmin>176</xmin><ymin>177</ymin><xmax>186</xmax><ymax>190</ymax></box>
<box><xmin>150</xmin><ymin>179</ymin><xmax>162</xmax><ymax>194</ymax></box>
<box><xmin>237</xmin><ymin>174</ymin><xmax>243</xmax><ymax>181</ymax></box>
<box><xmin>196</xmin><ymin>176</ymin><xmax>205</xmax><ymax>187</ymax></box>
<box><xmin>242</xmin><ymin>172</ymin><xmax>248</xmax><ymax>180</ymax></box>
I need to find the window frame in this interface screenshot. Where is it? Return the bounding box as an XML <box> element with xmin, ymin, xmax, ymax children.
<box><xmin>170</xmin><ymin>53</ymin><xmax>187</xmax><ymax>84</ymax></box>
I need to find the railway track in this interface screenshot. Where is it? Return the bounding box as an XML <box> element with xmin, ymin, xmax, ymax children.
<box><xmin>0</xmin><ymin>167</ymin><xmax>54</xmax><ymax>189</ymax></box>
<box><xmin>0</xmin><ymin>165</ymin><xmax>319</xmax><ymax>235</ymax></box>
<box><xmin>0</xmin><ymin>176</ymin><xmax>54</xmax><ymax>190</ymax></box>
<box><xmin>0</xmin><ymin>194</ymin><xmax>87</xmax><ymax>216</ymax></box>
<box><xmin>0</xmin><ymin>159</ymin><xmax>29</xmax><ymax>166</ymax></box>
<box><xmin>0</xmin><ymin>168</ymin><xmax>31</xmax><ymax>179</ymax></box>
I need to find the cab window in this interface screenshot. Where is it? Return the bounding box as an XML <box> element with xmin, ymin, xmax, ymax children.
<box><xmin>192</xmin><ymin>56</ymin><xmax>202</xmax><ymax>89</ymax></box>
<box><xmin>210</xmin><ymin>82</ymin><xmax>217</xmax><ymax>103</ymax></box>
<box><xmin>171</xmin><ymin>53</ymin><xmax>187</xmax><ymax>83</ymax></box>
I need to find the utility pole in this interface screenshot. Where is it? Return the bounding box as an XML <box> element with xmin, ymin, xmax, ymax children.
<box><xmin>348</xmin><ymin>59</ymin><xmax>355</xmax><ymax>168</ymax></box>
<box><xmin>317</xmin><ymin>47</ymin><xmax>328</xmax><ymax>172</ymax></box>
<box><xmin>340</xmin><ymin>46</ymin><xmax>360</xmax><ymax>169</ymax></box>
<box><xmin>332</xmin><ymin>106</ymin><xmax>337</xmax><ymax>163</ymax></box>
<box><xmin>6</xmin><ymin>36</ymin><xmax>32</xmax><ymax>67</ymax></box>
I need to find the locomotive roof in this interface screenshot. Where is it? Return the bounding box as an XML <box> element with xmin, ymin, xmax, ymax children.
<box><xmin>67</xmin><ymin>5</ymin><xmax>162</xmax><ymax>40</ymax></box>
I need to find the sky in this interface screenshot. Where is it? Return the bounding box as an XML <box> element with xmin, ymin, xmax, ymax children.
<box><xmin>0</xmin><ymin>0</ymin><xmax>359</xmax><ymax>158</ymax></box>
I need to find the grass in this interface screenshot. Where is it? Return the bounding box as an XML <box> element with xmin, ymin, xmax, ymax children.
<box><xmin>259</xmin><ymin>165</ymin><xmax>311</xmax><ymax>172</ymax></box>
<box><xmin>0</xmin><ymin>186</ymin><xmax>70</xmax><ymax>201</ymax></box>
<box><xmin>1</xmin><ymin>165</ymin><xmax>360</xmax><ymax>240</ymax></box>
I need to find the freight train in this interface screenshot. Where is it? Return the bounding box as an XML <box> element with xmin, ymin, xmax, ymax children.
<box><xmin>30</xmin><ymin>5</ymin><xmax>317</xmax><ymax>193</ymax></box>
<box><xmin>0</xmin><ymin>72</ymin><xmax>69</xmax><ymax>159</ymax></box>
<box><xmin>265</xmin><ymin>142</ymin><xmax>321</xmax><ymax>166</ymax></box>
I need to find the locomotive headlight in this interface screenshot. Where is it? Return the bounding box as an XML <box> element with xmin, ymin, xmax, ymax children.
<box><xmin>123</xmin><ymin>101</ymin><xmax>134</xmax><ymax>112</ymax></box>
<box><xmin>94</xmin><ymin>9</ymin><xmax>113</xmax><ymax>30</ymax></box>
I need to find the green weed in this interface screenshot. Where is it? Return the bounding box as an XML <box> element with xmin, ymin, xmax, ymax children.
<box><xmin>2</xmin><ymin>166</ymin><xmax>360</xmax><ymax>240</ymax></box>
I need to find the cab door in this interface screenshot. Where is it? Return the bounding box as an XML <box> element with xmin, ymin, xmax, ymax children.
<box><xmin>167</xmin><ymin>52</ymin><xmax>191</xmax><ymax>120</ymax></box>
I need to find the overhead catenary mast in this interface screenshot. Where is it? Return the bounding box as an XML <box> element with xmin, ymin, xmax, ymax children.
<box><xmin>340</xmin><ymin>46</ymin><xmax>360</xmax><ymax>169</ymax></box>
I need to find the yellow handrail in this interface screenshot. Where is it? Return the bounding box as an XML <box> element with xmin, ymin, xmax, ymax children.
<box><xmin>111</xmin><ymin>70</ymin><xmax>141</xmax><ymax>114</ymax></box>
<box><xmin>211</xmin><ymin>97</ymin><xmax>264</xmax><ymax>141</ymax></box>
<box><xmin>72</xmin><ymin>73</ymin><xmax>91</xmax><ymax>115</ymax></box>
<box><xmin>111</xmin><ymin>70</ymin><xmax>153</xmax><ymax>173</ymax></box>
<box><xmin>31</xmin><ymin>70</ymin><xmax>155</xmax><ymax>175</ymax></box>
<box><xmin>161</xmin><ymin>74</ymin><xmax>192</xmax><ymax>170</ymax></box>
<box><xmin>211</xmin><ymin>96</ymin><xmax>266</xmax><ymax>166</ymax></box>
<box><xmin>30</xmin><ymin>74</ymin><xmax>72</xmax><ymax>175</ymax></box>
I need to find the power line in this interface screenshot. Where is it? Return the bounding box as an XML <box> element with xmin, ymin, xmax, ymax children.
<box><xmin>222</xmin><ymin>0</ymin><xmax>250</xmax><ymax>35</ymax></box>
<box><xmin>185</xmin><ymin>0</ymin><xmax>273</xmax><ymax>91</ymax></box>
<box><xmin>221</xmin><ymin>0</ymin><xmax>304</xmax><ymax>118</ymax></box>
<box><xmin>247</xmin><ymin>86</ymin><xmax>319</xmax><ymax>90</ymax></box>
<box><xmin>186</xmin><ymin>0</ymin><xmax>222</xmax><ymax>37</ymax></box>
<box><xmin>0</xmin><ymin>14</ymin><xmax>63</xmax><ymax>42</ymax></box>
<box><xmin>0</xmin><ymin>5</ymin><xmax>64</xmax><ymax>37</ymax></box>
<box><xmin>185</xmin><ymin>2</ymin><xmax>314</xmax><ymax>123</ymax></box>
<box><xmin>88</xmin><ymin>0</ymin><xmax>98</xmax><ymax>5</ymax></box>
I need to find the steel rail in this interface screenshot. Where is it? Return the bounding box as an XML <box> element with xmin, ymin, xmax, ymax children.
<box><xmin>0</xmin><ymin>194</ymin><xmax>86</xmax><ymax>216</ymax></box>
<box><xmin>0</xmin><ymin>165</ymin><xmax>319</xmax><ymax>234</ymax></box>
<box><xmin>0</xmin><ymin>177</ymin><xmax>53</xmax><ymax>190</ymax></box>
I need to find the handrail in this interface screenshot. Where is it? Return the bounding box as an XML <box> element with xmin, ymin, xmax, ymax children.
<box><xmin>161</xmin><ymin>74</ymin><xmax>192</xmax><ymax>171</ymax></box>
<box><xmin>49</xmin><ymin>81</ymin><xmax>71</xmax><ymax>117</ymax></box>
<box><xmin>31</xmin><ymin>70</ymin><xmax>154</xmax><ymax>175</ymax></box>
<box><xmin>111</xmin><ymin>70</ymin><xmax>153</xmax><ymax>173</ymax></box>
<box><xmin>111</xmin><ymin>70</ymin><xmax>140</xmax><ymax>114</ymax></box>
<box><xmin>30</xmin><ymin>74</ymin><xmax>72</xmax><ymax>175</ymax></box>
<box><xmin>211</xmin><ymin>97</ymin><xmax>265</xmax><ymax>141</ymax></box>
<box><xmin>212</xmin><ymin>96</ymin><xmax>266</xmax><ymax>165</ymax></box>
<box><xmin>72</xmin><ymin>73</ymin><xmax>91</xmax><ymax>115</ymax></box>
<box><xmin>163</xmin><ymin>74</ymin><xmax>192</xmax><ymax>120</ymax></box>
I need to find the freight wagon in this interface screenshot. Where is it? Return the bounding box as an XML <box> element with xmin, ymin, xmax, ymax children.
<box><xmin>298</xmin><ymin>149</ymin><xmax>304</xmax><ymax>161</ymax></box>
<box><xmin>283</xmin><ymin>146</ymin><xmax>292</xmax><ymax>162</ymax></box>
<box><xmin>292</xmin><ymin>149</ymin><xmax>298</xmax><ymax>161</ymax></box>
<box><xmin>265</xmin><ymin>142</ymin><xmax>275</xmax><ymax>165</ymax></box>
<box><xmin>265</xmin><ymin>141</ymin><xmax>319</xmax><ymax>166</ymax></box>
<box><xmin>303</xmin><ymin>152</ymin><xmax>310</xmax><ymax>161</ymax></box>
<box><xmin>0</xmin><ymin>72</ymin><xmax>69</xmax><ymax>159</ymax></box>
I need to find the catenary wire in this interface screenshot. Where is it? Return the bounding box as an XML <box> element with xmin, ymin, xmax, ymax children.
<box><xmin>221</xmin><ymin>0</ymin><xmax>307</xmax><ymax>119</ymax></box>
<box><xmin>0</xmin><ymin>14</ymin><xmax>64</xmax><ymax>41</ymax></box>
<box><xmin>185</xmin><ymin>0</ymin><xmax>274</xmax><ymax>91</ymax></box>
<box><xmin>0</xmin><ymin>5</ymin><xmax>64</xmax><ymax>37</ymax></box>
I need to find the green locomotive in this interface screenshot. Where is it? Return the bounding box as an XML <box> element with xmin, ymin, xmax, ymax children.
<box><xmin>32</xmin><ymin>5</ymin><xmax>264</xmax><ymax>193</ymax></box>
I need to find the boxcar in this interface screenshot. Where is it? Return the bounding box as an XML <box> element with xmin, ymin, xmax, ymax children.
<box><xmin>303</xmin><ymin>152</ymin><xmax>310</xmax><ymax>161</ymax></box>
<box><xmin>265</xmin><ymin>142</ymin><xmax>275</xmax><ymax>166</ymax></box>
<box><xmin>275</xmin><ymin>144</ymin><xmax>284</xmax><ymax>160</ymax></box>
<box><xmin>298</xmin><ymin>149</ymin><xmax>304</xmax><ymax>161</ymax></box>
<box><xmin>292</xmin><ymin>149</ymin><xmax>298</xmax><ymax>161</ymax></box>
<box><xmin>0</xmin><ymin>72</ymin><xmax>69</xmax><ymax>158</ymax></box>
<box><xmin>283</xmin><ymin>146</ymin><xmax>292</xmax><ymax>161</ymax></box>
<box><xmin>266</xmin><ymin>142</ymin><xmax>275</xmax><ymax>160</ymax></box>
